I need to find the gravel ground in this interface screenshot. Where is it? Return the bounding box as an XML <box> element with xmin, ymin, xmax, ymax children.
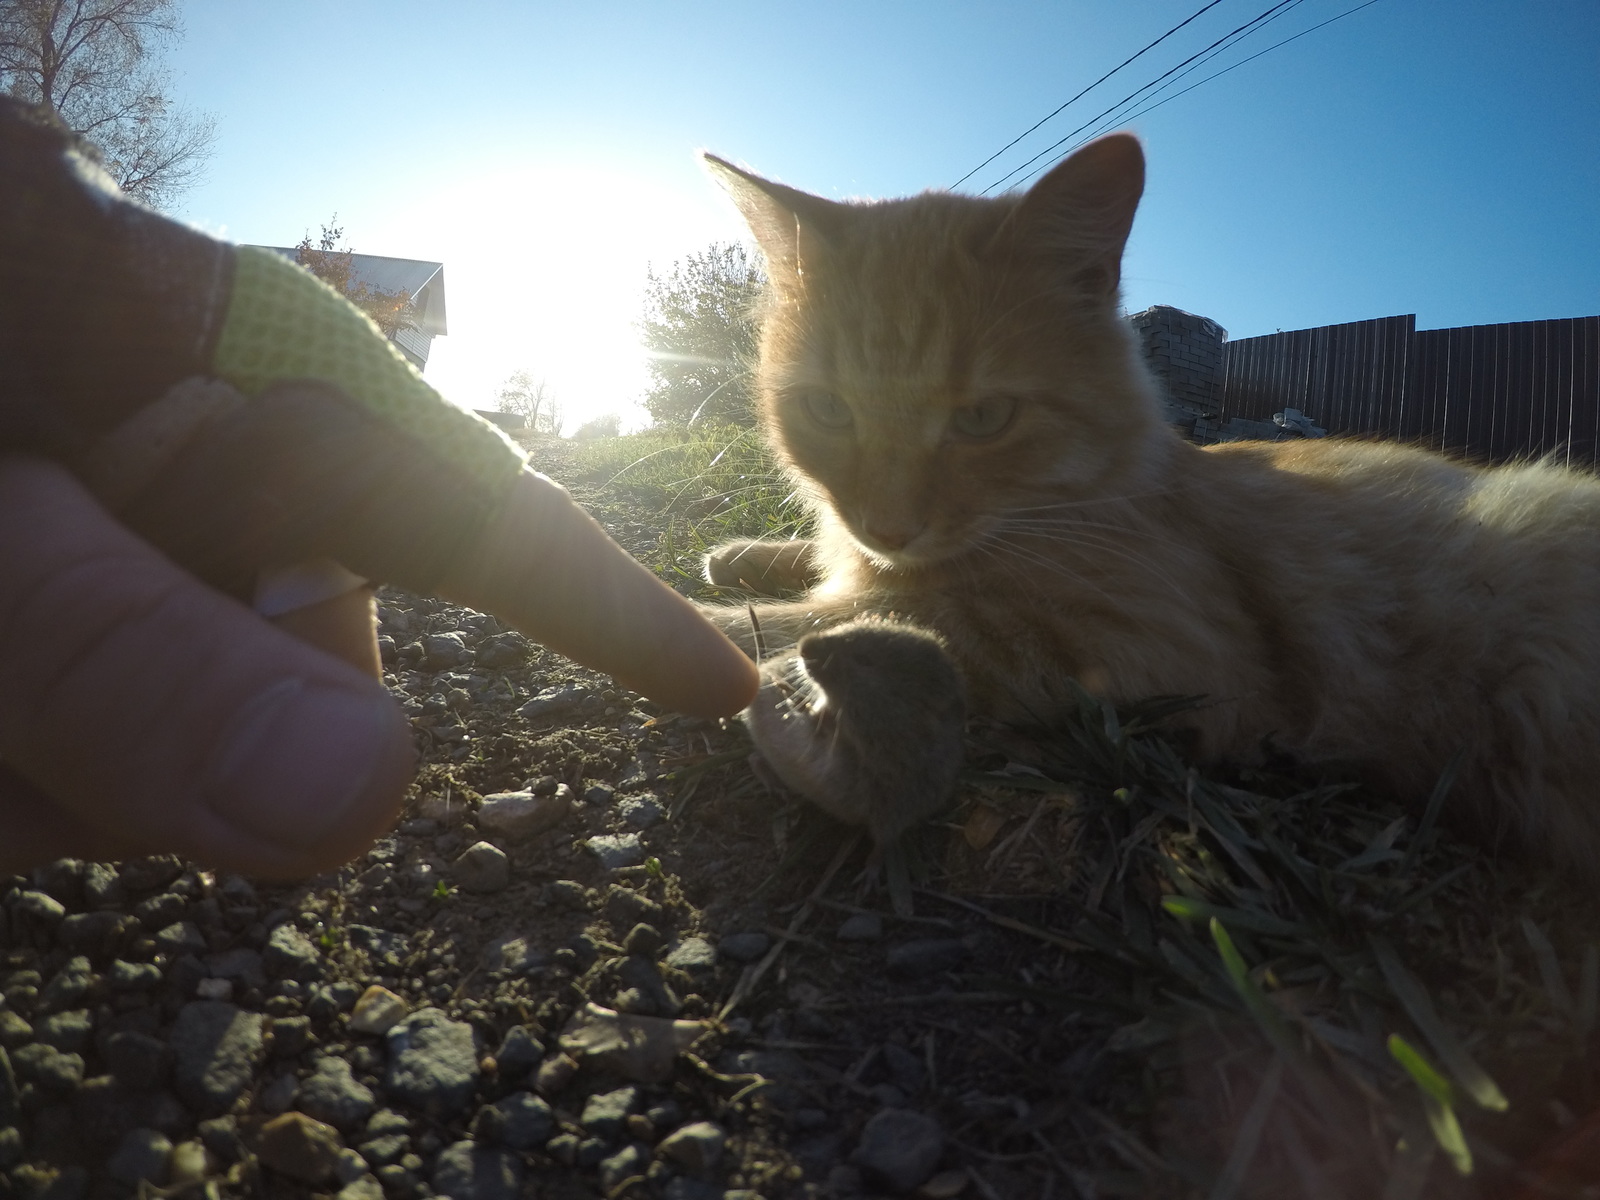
<box><xmin>0</xmin><ymin>470</ymin><xmax>1119</xmax><ymax>1199</ymax></box>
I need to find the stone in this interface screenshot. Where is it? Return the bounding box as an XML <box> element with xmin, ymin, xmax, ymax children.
<box><xmin>257</xmin><ymin>1071</ymin><xmax>299</xmax><ymax>1115</ymax></box>
<box><xmin>169</xmin><ymin>1001</ymin><xmax>265</xmax><ymax>1117</ymax></box>
<box><xmin>886</xmin><ymin>938</ymin><xmax>969</xmax><ymax>978</ymax></box>
<box><xmin>384</xmin><ymin>1008</ymin><xmax>480</xmax><ymax>1118</ymax></box>
<box><xmin>37</xmin><ymin>956</ymin><xmax>95</xmax><ymax>1015</ymax></box>
<box><xmin>493</xmin><ymin>1026</ymin><xmax>543</xmax><ymax>1081</ymax></box>
<box><xmin>263</xmin><ymin>924</ymin><xmax>323</xmax><ymax>981</ymax></box>
<box><xmin>358</xmin><ymin>1131</ymin><xmax>408</xmax><ymax>1167</ymax></box>
<box><xmin>665</xmin><ymin>937</ymin><xmax>717</xmax><ymax>975</ymax></box>
<box><xmin>154</xmin><ymin>920</ymin><xmax>206</xmax><ymax>956</ymax></box>
<box><xmin>0</xmin><ymin>1011</ymin><xmax>31</xmax><ymax>1048</ymax></box>
<box><xmin>477</xmin><ymin>787</ymin><xmax>572</xmax><ymax>838</ymax></box>
<box><xmin>598</xmin><ymin>1143</ymin><xmax>648</xmax><ymax>1192</ymax></box>
<box><xmin>12</xmin><ymin>1043</ymin><xmax>84</xmax><ymax>1094</ymax></box>
<box><xmin>102</xmin><ymin>1031</ymin><xmax>173</xmax><ymax>1087</ymax></box>
<box><xmin>453</xmin><ymin>841</ymin><xmax>511</xmax><ymax>893</ymax></box>
<box><xmin>33</xmin><ymin>1008</ymin><xmax>92</xmax><ymax>1054</ymax></box>
<box><xmin>584</xmin><ymin>832</ymin><xmax>645</xmax><ymax>871</ymax></box>
<box><xmin>134</xmin><ymin>892</ymin><xmax>186</xmax><ymax>929</ymax></box>
<box><xmin>117</xmin><ymin>855</ymin><xmax>184</xmax><ymax>894</ymax></box>
<box><xmin>83</xmin><ymin>862</ymin><xmax>127</xmax><ymax>908</ymax></box>
<box><xmin>338</xmin><ymin>1174</ymin><xmax>386</xmax><ymax>1200</ymax></box>
<box><xmin>297</xmin><ymin>1055</ymin><xmax>376</xmax><ymax>1130</ymax></box>
<box><xmin>107</xmin><ymin>1127</ymin><xmax>172</xmax><ymax>1186</ymax></box>
<box><xmin>168</xmin><ymin>1138</ymin><xmax>209</xmax><ymax>1185</ymax></box>
<box><xmin>617</xmin><ymin>794</ymin><xmax>664</xmax><ymax>828</ymax></box>
<box><xmin>717</xmin><ymin>932</ymin><xmax>771</xmax><ymax>963</ymax></box>
<box><xmin>852</xmin><ymin>1108</ymin><xmax>945</xmax><ymax>1193</ymax></box>
<box><xmin>206</xmin><ymin>948</ymin><xmax>267</xmax><ymax>989</ymax></box>
<box><xmin>195</xmin><ymin>978</ymin><xmax>232</xmax><ymax>1001</ymax></box>
<box><xmin>559</xmin><ymin>1004</ymin><xmax>706</xmax><ymax>1085</ymax></box>
<box><xmin>584</xmin><ymin>782</ymin><xmax>615</xmax><ymax>806</ymax></box>
<box><xmin>416</xmin><ymin>791</ymin><xmax>469</xmax><ymax>825</ymax></box>
<box><xmin>534</xmin><ymin>1051</ymin><xmax>578</xmax><ymax>1096</ymax></box>
<box><xmin>348</xmin><ymin>985</ymin><xmax>409</xmax><ymax>1035</ymax></box>
<box><xmin>107</xmin><ymin>959</ymin><xmax>163</xmax><ymax>992</ymax></box>
<box><xmin>517</xmin><ymin>683</ymin><xmax>592</xmax><ymax>721</ymax></box>
<box><xmin>252</xmin><ymin>1111</ymin><xmax>344</xmax><ymax>1186</ymax></box>
<box><xmin>270</xmin><ymin>1014</ymin><xmax>314</xmax><ymax>1058</ymax></box>
<box><xmin>579</xmin><ymin>1084</ymin><xmax>639</xmax><ymax>1139</ymax></box>
<box><xmin>57</xmin><ymin>911</ymin><xmax>124</xmax><ymax>955</ymax></box>
<box><xmin>422</xmin><ymin>632</ymin><xmax>469</xmax><ymax>671</ymax></box>
<box><xmin>658</xmin><ymin>1121</ymin><xmax>727</xmax><ymax>1174</ymax></box>
<box><xmin>13</xmin><ymin>889</ymin><xmax>65</xmax><ymax>926</ymax></box>
<box><xmin>836</xmin><ymin>912</ymin><xmax>884</xmax><ymax>941</ymax></box>
<box><xmin>0</xmin><ymin>1124</ymin><xmax>22</xmax><ymax>1168</ymax></box>
<box><xmin>431</xmin><ymin>1139</ymin><xmax>525</xmax><ymax>1200</ymax></box>
<box><xmin>492</xmin><ymin>1091</ymin><xmax>555</xmax><ymax>1150</ymax></box>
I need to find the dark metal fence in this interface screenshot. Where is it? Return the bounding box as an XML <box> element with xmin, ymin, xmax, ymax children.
<box><xmin>1219</xmin><ymin>314</ymin><xmax>1600</xmax><ymax>466</ymax></box>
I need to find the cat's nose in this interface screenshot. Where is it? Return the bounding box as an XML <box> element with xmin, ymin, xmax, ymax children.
<box><xmin>861</xmin><ymin>518</ymin><xmax>924</xmax><ymax>552</ymax></box>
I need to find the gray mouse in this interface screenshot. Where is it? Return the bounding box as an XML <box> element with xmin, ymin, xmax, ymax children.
<box><xmin>742</xmin><ymin>615</ymin><xmax>968</xmax><ymax>845</ymax></box>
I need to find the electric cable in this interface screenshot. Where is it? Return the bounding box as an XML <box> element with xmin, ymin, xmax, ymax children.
<box><xmin>950</xmin><ymin>0</ymin><xmax>1228</xmax><ymax>189</ymax></box>
<box><xmin>978</xmin><ymin>0</ymin><xmax>1305</xmax><ymax>194</ymax></box>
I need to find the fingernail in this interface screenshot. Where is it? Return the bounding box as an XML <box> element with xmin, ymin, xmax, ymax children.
<box><xmin>203</xmin><ymin>677</ymin><xmax>404</xmax><ymax>853</ymax></box>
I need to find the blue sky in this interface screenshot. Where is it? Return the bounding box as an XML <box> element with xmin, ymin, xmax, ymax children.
<box><xmin>169</xmin><ymin>1</ymin><xmax>1600</xmax><ymax>431</ymax></box>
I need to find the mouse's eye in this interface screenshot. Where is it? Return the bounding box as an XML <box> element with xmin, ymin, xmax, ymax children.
<box><xmin>951</xmin><ymin>395</ymin><xmax>1018</xmax><ymax>440</ymax></box>
<box><xmin>801</xmin><ymin>390</ymin><xmax>853</xmax><ymax>430</ymax></box>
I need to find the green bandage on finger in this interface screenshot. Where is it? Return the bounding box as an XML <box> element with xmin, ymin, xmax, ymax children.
<box><xmin>212</xmin><ymin>246</ymin><xmax>527</xmax><ymax>496</ymax></box>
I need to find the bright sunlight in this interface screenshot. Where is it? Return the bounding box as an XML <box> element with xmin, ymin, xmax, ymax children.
<box><xmin>363</xmin><ymin>159</ymin><xmax>743</xmax><ymax>434</ymax></box>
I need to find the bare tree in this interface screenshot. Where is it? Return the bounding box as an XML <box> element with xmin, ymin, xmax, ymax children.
<box><xmin>496</xmin><ymin>370</ymin><xmax>563</xmax><ymax>436</ymax></box>
<box><xmin>0</xmin><ymin>0</ymin><xmax>216</xmax><ymax>209</ymax></box>
<box><xmin>295</xmin><ymin>217</ymin><xmax>418</xmax><ymax>338</ymax></box>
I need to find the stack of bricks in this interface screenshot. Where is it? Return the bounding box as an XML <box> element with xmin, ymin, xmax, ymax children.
<box><xmin>1128</xmin><ymin>305</ymin><xmax>1228</xmax><ymax>442</ymax></box>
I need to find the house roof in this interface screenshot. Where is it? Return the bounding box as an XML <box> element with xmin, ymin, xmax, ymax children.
<box><xmin>252</xmin><ymin>246</ymin><xmax>448</xmax><ymax>337</ymax></box>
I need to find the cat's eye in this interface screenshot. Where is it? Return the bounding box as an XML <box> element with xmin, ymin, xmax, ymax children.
<box><xmin>802</xmin><ymin>390</ymin><xmax>854</xmax><ymax>430</ymax></box>
<box><xmin>951</xmin><ymin>395</ymin><xmax>1018</xmax><ymax>439</ymax></box>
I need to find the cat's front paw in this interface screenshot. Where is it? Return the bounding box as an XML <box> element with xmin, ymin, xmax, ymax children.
<box><xmin>742</xmin><ymin>616</ymin><xmax>967</xmax><ymax>845</ymax></box>
<box><xmin>705</xmin><ymin>538</ymin><xmax>818</xmax><ymax>597</ymax></box>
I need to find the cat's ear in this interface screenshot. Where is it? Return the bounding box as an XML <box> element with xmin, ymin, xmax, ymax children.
<box><xmin>1005</xmin><ymin>133</ymin><xmax>1145</xmax><ymax>297</ymax></box>
<box><xmin>701</xmin><ymin>153</ymin><xmax>842</xmax><ymax>282</ymax></box>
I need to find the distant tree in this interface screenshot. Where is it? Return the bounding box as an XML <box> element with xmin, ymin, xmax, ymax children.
<box><xmin>495</xmin><ymin>369</ymin><xmax>563</xmax><ymax>436</ymax></box>
<box><xmin>295</xmin><ymin>218</ymin><xmax>417</xmax><ymax>338</ymax></box>
<box><xmin>571</xmin><ymin>412</ymin><xmax>621</xmax><ymax>441</ymax></box>
<box><xmin>639</xmin><ymin>241</ymin><xmax>765</xmax><ymax>427</ymax></box>
<box><xmin>0</xmin><ymin>0</ymin><xmax>216</xmax><ymax>210</ymax></box>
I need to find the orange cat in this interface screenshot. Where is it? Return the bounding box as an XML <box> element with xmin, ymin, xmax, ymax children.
<box><xmin>700</xmin><ymin>135</ymin><xmax>1600</xmax><ymax>870</ymax></box>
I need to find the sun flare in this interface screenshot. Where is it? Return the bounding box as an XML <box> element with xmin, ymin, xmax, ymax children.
<box><xmin>360</xmin><ymin>160</ymin><xmax>744</xmax><ymax>435</ymax></box>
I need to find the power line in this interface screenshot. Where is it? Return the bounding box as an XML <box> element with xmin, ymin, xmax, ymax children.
<box><xmin>1046</xmin><ymin>0</ymin><xmax>1386</xmax><ymax>172</ymax></box>
<box><xmin>950</xmin><ymin>0</ymin><xmax>1228</xmax><ymax>190</ymax></box>
<box><xmin>977</xmin><ymin>0</ymin><xmax>1306</xmax><ymax>194</ymax></box>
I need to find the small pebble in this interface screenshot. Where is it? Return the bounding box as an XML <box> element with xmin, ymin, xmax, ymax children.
<box><xmin>348</xmin><ymin>985</ymin><xmax>410</xmax><ymax>1035</ymax></box>
<box><xmin>585</xmin><ymin>833</ymin><xmax>645</xmax><ymax>871</ymax></box>
<box><xmin>836</xmin><ymin>912</ymin><xmax>884</xmax><ymax>941</ymax></box>
<box><xmin>453</xmin><ymin>841</ymin><xmax>511</xmax><ymax>893</ymax></box>
<box><xmin>718</xmin><ymin>932</ymin><xmax>771</xmax><ymax>963</ymax></box>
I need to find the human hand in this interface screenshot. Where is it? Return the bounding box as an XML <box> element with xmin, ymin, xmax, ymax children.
<box><xmin>0</xmin><ymin>452</ymin><xmax>759</xmax><ymax>880</ymax></box>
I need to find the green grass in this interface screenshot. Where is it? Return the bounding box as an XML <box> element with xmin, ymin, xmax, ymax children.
<box><xmin>569</xmin><ymin>423</ymin><xmax>812</xmax><ymax>590</ymax></box>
